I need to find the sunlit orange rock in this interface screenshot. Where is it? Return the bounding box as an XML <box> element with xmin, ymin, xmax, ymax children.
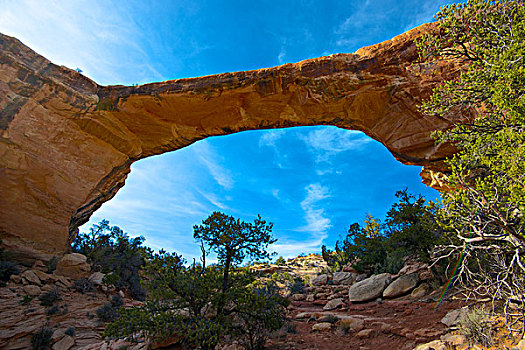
<box><xmin>0</xmin><ymin>23</ymin><xmax>460</xmax><ymax>260</ymax></box>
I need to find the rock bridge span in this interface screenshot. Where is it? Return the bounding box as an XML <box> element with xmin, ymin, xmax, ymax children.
<box><xmin>0</xmin><ymin>23</ymin><xmax>459</xmax><ymax>261</ymax></box>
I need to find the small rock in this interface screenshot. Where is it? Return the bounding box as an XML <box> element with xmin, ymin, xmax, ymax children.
<box><xmin>51</xmin><ymin>328</ymin><xmax>66</xmax><ymax>342</ymax></box>
<box><xmin>10</xmin><ymin>274</ymin><xmax>22</xmax><ymax>284</ymax></box>
<box><xmin>419</xmin><ymin>269</ymin><xmax>433</xmax><ymax>281</ymax></box>
<box><xmin>312</xmin><ymin>322</ymin><xmax>332</xmax><ymax>331</ymax></box>
<box><xmin>348</xmin><ymin>273</ymin><xmax>391</xmax><ymax>302</ymax></box>
<box><xmin>306</xmin><ymin>294</ymin><xmax>315</xmax><ymax>302</ymax></box>
<box><xmin>323</xmin><ymin>298</ymin><xmax>343</xmax><ymax>311</ymax></box>
<box><xmin>383</xmin><ymin>273</ymin><xmax>419</xmax><ymax>298</ymax></box>
<box><xmin>32</xmin><ymin>260</ymin><xmax>47</xmax><ymax>272</ymax></box>
<box><xmin>318</xmin><ymin>314</ymin><xmax>339</xmax><ymax>323</ymax></box>
<box><xmin>355</xmin><ymin>273</ymin><xmax>368</xmax><ymax>282</ymax></box>
<box><xmin>311</xmin><ymin>274</ymin><xmax>328</xmax><ymax>286</ymax></box>
<box><xmin>370</xmin><ymin>321</ymin><xmax>392</xmax><ymax>334</ymax></box>
<box><xmin>295</xmin><ymin>312</ymin><xmax>312</xmax><ymax>319</ymax></box>
<box><xmin>23</xmin><ymin>284</ymin><xmax>41</xmax><ymax>296</ymax></box>
<box><xmin>21</xmin><ymin>270</ymin><xmax>42</xmax><ymax>286</ymax></box>
<box><xmin>441</xmin><ymin>308</ymin><xmax>468</xmax><ymax>327</ymax></box>
<box><xmin>118</xmin><ymin>290</ymin><xmax>125</xmax><ymax>298</ymax></box>
<box><xmin>337</xmin><ymin>317</ymin><xmax>364</xmax><ymax>331</ymax></box>
<box><xmin>332</xmin><ymin>272</ymin><xmax>355</xmax><ymax>285</ymax></box>
<box><xmin>291</xmin><ymin>294</ymin><xmax>306</xmax><ymax>301</ymax></box>
<box><xmin>414</xmin><ymin>340</ymin><xmax>447</xmax><ymax>350</ymax></box>
<box><xmin>33</xmin><ymin>270</ymin><xmax>53</xmax><ymax>283</ymax></box>
<box><xmin>356</xmin><ymin>329</ymin><xmax>374</xmax><ymax>338</ymax></box>
<box><xmin>398</xmin><ymin>262</ymin><xmax>426</xmax><ymax>276</ymax></box>
<box><xmin>411</xmin><ymin>283</ymin><xmax>430</xmax><ymax>298</ymax></box>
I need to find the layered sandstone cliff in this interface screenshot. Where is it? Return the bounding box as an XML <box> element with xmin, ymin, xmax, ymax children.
<box><xmin>0</xmin><ymin>23</ymin><xmax>460</xmax><ymax>261</ymax></box>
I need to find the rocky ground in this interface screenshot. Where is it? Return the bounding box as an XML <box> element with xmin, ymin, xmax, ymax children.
<box><xmin>1</xmin><ymin>253</ymin><xmax>524</xmax><ymax>350</ymax></box>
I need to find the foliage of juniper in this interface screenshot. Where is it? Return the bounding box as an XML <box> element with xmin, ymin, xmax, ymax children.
<box><xmin>72</xmin><ymin>220</ymin><xmax>152</xmax><ymax>300</ymax></box>
<box><xmin>416</xmin><ymin>0</ymin><xmax>525</xmax><ymax>329</ymax></box>
<box><xmin>104</xmin><ymin>213</ymin><xmax>287</xmax><ymax>350</ymax></box>
<box><xmin>322</xmin><ymin>189</ymin><xmax>440</xmax><ymax>274</ymax></box>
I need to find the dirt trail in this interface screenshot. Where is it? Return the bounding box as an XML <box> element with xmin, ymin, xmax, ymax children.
<box><xmin>267</xmin><ymin>296</ymin><xmax>465</xmax><ymax>350</ymax></box>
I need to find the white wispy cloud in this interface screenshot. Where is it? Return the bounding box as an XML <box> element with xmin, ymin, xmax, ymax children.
<box><xmin>259</xmin><ymin>129</ymin><xmax>286</xmax><ymax>147</ymax></box>
<box><xmin>298</xmin><ymin>183</ymin><xmax>332</xmax><ymax>235</ymax></box>
<box><xmin>197</xmin><ymin>141</ymin><xmax>234</xmax><ymax>190</ymax></box>
<box><xmin>300</xmin><ymin>127</ymin><xmax>372</xmax><ymax>163</ymax></box>
<box><xmin>194</xmin><ymin>189</ymin><xmax>230</xmax><ymax>211</ymax></box>
<box><xmin>259</xmin><ymin>129</ymin><xmax>288</xmax><ymax>168</ymax></box>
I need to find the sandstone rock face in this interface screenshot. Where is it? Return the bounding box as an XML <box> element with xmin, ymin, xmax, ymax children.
<box><xmin>348</xmin><ymin>273</ymin><xmax>391</xmax><ymax>302</ymax></box>
<box><xmin>0</xmin><ymin>23</ymin><xmax>461</xmax><ymax>259</ymax></box>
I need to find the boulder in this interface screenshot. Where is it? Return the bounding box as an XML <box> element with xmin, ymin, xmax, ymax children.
<box><xmin>411</xmin><ymin>283</ymin><xmax>430</xmax><ymax>298</ymax></box>
<box><xmin>383</xmin><ymin>273</ymin><xmax>419</xmax><ymax>298</ymax></box>
<box><xmin>52</xmin><ymin>335</ymin><xmax>74</xmax><ymax>350</ymax></box>
<box><xmin>33</xmin><ymin>270</ymin><xmax>53</xmax><ymax>283</ymax></box>
<box><xmin>323</xmin><ymin>298</ymin><xmax>344</xmax><ymax>311</ymax></box>
<box><xmin>332</xmin><ymin>271</ymin><xmax>355</xmax><ymax>285</ymax></box>
<box><xmin>23</xmin><ymin>285</ymin><xmax>41</xmax><ymax>296</ymax></box>
<box><xmin>55</xmin><ymin>254</ymin><xmax>90</xmax><ymax>279</ymax></box>
<box><xmin>88</xmin><ymin>272</ymin><xmax>105</xmax><ymax>286</ymax></box>
<box><xmin>21</xmin><ymin>270</ymin><xmax>42</xmax><ymax>286</ymax></box>
<box><xmin>311</xmin><ymin>274</ymin><xmax>328</xmax><ymax>286</ymax></box>
<box><xmin>441</xmin><ymin>308</ymin><xmax>468</xmax><ymax>327</ymax></box>
<box><xmin>348</xmin><ymin>273</ymin><xmax>391</xmax><ymax>302</ymax></box>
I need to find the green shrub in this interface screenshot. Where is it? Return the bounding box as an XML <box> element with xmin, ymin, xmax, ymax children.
<box><xmin>31</xmin><ymin>326</ymin><xmax>53</xmax><ymax>350</ymax></box>
<box><xmin>459</xmin><ymin>307</ymin><xmax>493</xmax><ymax>347</ymax></box>
<box><xmin>111</xmin><ymin>294</ymin><xmax>124</xmax><ymax>308</ymax></box>
<box><xmin>275</xmin><ymin>256</ymin><xmax>286</xmax><ymax>266</ymax></box>
<box><xmin>72</xmin><ymin>220</ymin><xmax>152</xmax><ymax>301</ymax></box>
<box><xmin>0</xmin><ymin>260</ymin><xmax>19</xmax><ymax>286</ymax></box>
<box><xmin>46</xmin><ymin>305</ymin><xmax>59</xmax><ymax>316</ymax></box>
<box><xmin>288</xmin><ymin>278</ymin><xmax>305</xmax><ymax>294</ymax></box>
<box><xmin>20</xmin><ymin>295</ymin><xmax>34</xmax><ymax>305</ymax></box>
<box><xmin>65</xmin><ymin>327</ymin><xmax>75</xmax><ymax>336</ymax></box>
<box><xmin>97</xmin><ymin>303</ymin><xmax>119</xmax><ymax>322</ymax></box>
<box><xmin>232</xmin><ymin>282</ymin><xmax>289</xmax><ymax>350</ymax></box>
<box><xmin>104</xmin><ymin>213</ymin><xmax>286</xmax><ymax>350</ymax></box>
<box><xmin>45</xmin><ymin>256</ymin><xmax>59</xmax><ymax>273</ymax></box>
<box><xmin>73</xmin><ymin>278</ymin><xmax>96</xmax><ymax>294</ymax></box>
<box><xmin>101</xmin><ymin>273</ymin><xmax>119</xmax><ymax>286</ymax></box>
<box><xmin>39</xmin><ymin>289</ymin><xmax>60</xmax><ymax>307</ymax></box>
<box><xmin>322</xmin><ymin>190</ymin><xmax>441</xmax><ymax>274</ymax></box>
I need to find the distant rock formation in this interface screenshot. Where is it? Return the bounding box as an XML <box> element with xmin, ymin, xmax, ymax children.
<box><xmin>0</xmin><ymin>22</ymin><xmax>461</xmax><ymax>260</ymax></box>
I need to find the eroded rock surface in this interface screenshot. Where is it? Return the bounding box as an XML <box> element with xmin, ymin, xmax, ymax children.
<box><xmin>0</xmin><ymin>22</ymin><xmax>461</xmax><ymax>259</ymax></box>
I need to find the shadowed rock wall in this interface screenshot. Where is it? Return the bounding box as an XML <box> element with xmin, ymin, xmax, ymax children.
<box><xmin>0</xmin><ymin>23</ymin><xmax>459</xmax><ymax>261</ymax></box>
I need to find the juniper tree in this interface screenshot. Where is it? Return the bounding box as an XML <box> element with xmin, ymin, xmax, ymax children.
<box><xmin>417</xmin><ymin>0</ymin><xmax>525</xmax><ymax>329</ymax></box>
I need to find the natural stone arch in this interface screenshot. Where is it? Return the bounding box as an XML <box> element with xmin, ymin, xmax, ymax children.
<box><xmin>0</xmin><ymin>23</ymin><xmax>459</xmax><ymax>261</ymax></box>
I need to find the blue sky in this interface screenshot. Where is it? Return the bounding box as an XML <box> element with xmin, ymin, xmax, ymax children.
<box><xmin>0</xmin><ymin>0</ymin><xmax>454</xmax><ymax>260</ymax></box>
